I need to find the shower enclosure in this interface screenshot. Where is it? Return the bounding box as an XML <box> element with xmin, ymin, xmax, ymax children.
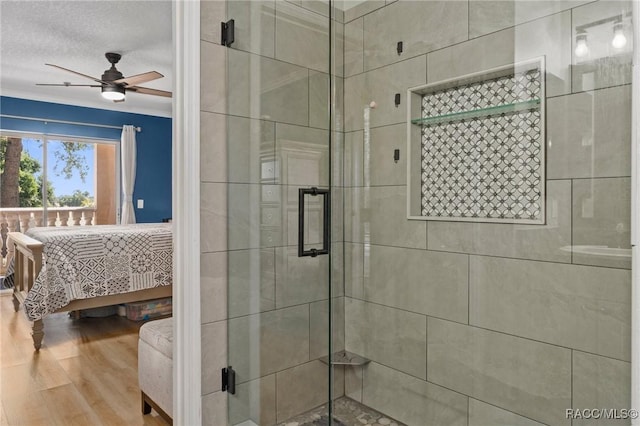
<box><xmin>212</xmin><ymin>0</ymin><xmax>636</xmax><ymax>424</ymax></box>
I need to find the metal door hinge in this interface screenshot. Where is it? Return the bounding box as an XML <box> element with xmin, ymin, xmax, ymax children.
<box><xmin>222</xmin><ymin>366</ymin><xmax>236</xmax><ymax>394</ymax></box>
<box><xmin>221</xmin><ymin>19</ymin><xmax>235</xmax><ymax>47</ymax></box>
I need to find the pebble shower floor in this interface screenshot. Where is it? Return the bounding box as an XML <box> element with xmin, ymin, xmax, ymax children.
<box><xmin>278</xmin><ymin>397</ymin><xmax>405</xmax><ymax>426</ymax></box>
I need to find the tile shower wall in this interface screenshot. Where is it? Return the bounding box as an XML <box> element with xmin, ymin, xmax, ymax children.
<box><xmin>200</xmin><ymin>1</ymin><xmax>344</xmax><ymax>424</ymax></box>
<box><xmin>200</xmin><ymin>0</ymin><xmax>633</xmax><ymax>425</ymax></box>
<box><xmin>344</xmin><ymin>1</ymin><xmax>632</xmax><ymax>426</ymax></box>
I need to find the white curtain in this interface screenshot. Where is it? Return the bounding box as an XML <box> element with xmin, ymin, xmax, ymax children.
<box><xmin>121</xmin><ymin>125</ymin><xmax>137</xmax><ymax>224</ymax></box>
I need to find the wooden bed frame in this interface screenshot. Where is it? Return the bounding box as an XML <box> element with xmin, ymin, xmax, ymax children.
<box><xmin>8</xmin><ymin>231</ymin><xmax>172</xmax><ymax>351</ymax></box>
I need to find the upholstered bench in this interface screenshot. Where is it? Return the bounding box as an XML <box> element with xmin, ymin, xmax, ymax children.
<box><xmin>138</xmin><ymin>317</ymin><xmax>173</xmax><ymax>424</ymax></box>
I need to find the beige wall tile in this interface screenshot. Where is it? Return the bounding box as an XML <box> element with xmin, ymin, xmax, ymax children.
<box><xmin>228</xmin><ymin>49</ymin><xmax>309</xmax><ymax>126</ymax></box>
<box><xmin>276</xmin><ymin>361</ymin><xmax>330</xmax><ymax>422</ymax></box>
<box><xmin>275</xmin><ymin>246</ymin><xmax>329</xmax><ymax>308</ymax></box>
<box><xmin>428</xmin><ymin>12</ymin><xmax>571</xmax><ymax>97</ymax></box>
<box><xmin>470</xmin><ymin>255</ymin><xmax>631</xmax><ymax>361</ymax></box>
<box><xmin>365</xmin><ymin>245</ymin><xmax>468</xmax><ymax>323</ymax></box>
<box><xmin>202</xmin><ymin>321</ymin><xmax>228</xmax><ymax>395</ymax></box>
<box><xmin>276</xmin><ymin>1</ymin><xmax>330</xmax><ymax>73</ymax></box>
<box><xmin>345</xmin><ymin>364</ymin><xmax>363</xmax><ymax>402</ymax></box>
<box><xmin>332</xmin><ymin>189</ymin><xmax>344</xmax><ymax>245</ymax></box>
<box><xmin>469</xmin><ymin>0</ymin><xmax>589</xmax><ymax>38</ymax></box>
<box><xmin>345</xmin><ymin>243</ymin><xmax>364</xmax><ymax>298</ymax></box>
<box><xmin>547</xmin><ymin>85</ymin><xmax>631</xmax><ymax>179</ymax></box>
<box><xmin>227</xmin><ymin>249</ymin><xmax>276</xmax><ymax>318</ymax></box>
<box><xmin>276</xmin><ymin>123</ymin><xmax>329</xmax><ymax>187</ymax></box>
<box><xmin>573</xmin><ymin>351</ymin><xmax>631</xmax><ymax>426</ymax></box>
<box><xmin>201</xmin><ymin>41</ymin><xmax>227</xmax><ymax>114</ymax></box>
<box><xmin>224</xmin><ymin>116</ymin><xmax>276</xmax><ymax>185</ymax></box>
<box><xmin>363</xmin><ymin>1</ymin><xmax>468</xmax><ymax>71</ymax></box>
<box><xmin>345</xmin><ymin>55</ymin><xmax>426</xmax><ymax>131</ymax></box>
<box><xmin>363</xmin><ymin>362</ymin><xmax>468</xmax><ymax>426</ymax></box>
<box><xmin>331</xmin><ymin>242</ymin><xmax>345</xmax><ymax>298</ymax></box>
<box><xmin>344</xmin><ymin>0</ymin><xmax>385</xmax><ymax>23</ymax></box>
<box><xmin>344</xmin><ymin>17</ymin><xmax>364</xmax><ymax>77</ymax></box>
<box><xmin>428</xmin><ymin>318</ymin><xmax>572</xmax><ymax>426</ymax></box>
<box><xmin>200</xmin><ymin>111</ymin><xmax>227</xmax><ymax>183</ymax></box>
<box><xmin>468</xmin><ymin>399</ymin><xmax>545</xmax><ymax>426</ymax></box>
<box><xmin>347</xmin><ymin>186</ymin><xmax>427</xmax><ymax>249</ymax></box>
<box><xmin>428</xmin><ymin>180</ymin><xmax>572</xmax><ymax>263</ymax></box>
<box><xmin>345</xmin><ymin>298</ymin><xmax>427</xmax><ymax>379</ymax></box>
<box><xmin>227</xmin><ymin>1</ymin><xmax>276</xmax><ymax>58</ymax></box>
<box><xmin>228</xmin><ymin>305</ymin><xmax>310</xmax><ymax>383</ymax></box>
<box><xmin>369</xmin><ymin>124</ymin><xmax>406</xmax><ymax>186</ymax></box>
<box><xmin>229</xmin><ymin>374</ymin><xmax>277</xmax><ymax>426</ymax></box>
<box><xmin>312</xmin><ymin>1</ymin><xmax>345</xmax><ymax>23</ymax></box>
<box><xmin>572</xmin><ymin>178</ymin><xmax>631</xmax><ymax>269</ymax></box>
<box><xmin>310</xmin><ymin>298</ymin><xmax>345</xmax><ymax>359</ymax></box>
<box><xmin>201</xmin><ymin>252</ymin><xmax>228</xmax><ymax>324</ymax></box>
<box><xmin>309</xmin><ymin>71</ymin><xmax>329</xmax><ymax>130</ymax></box>
<box><xmin>344</xmin><ymin>131</ymin><xmax>364</xmax><ymax>187</ymax></box>
<box><xmin>201</xmin><ymin>182</ymin><xmax>228</xmax><ymax>253</ymax></box>
<box><xmin>309</xmin><ymin>73</ymin><xmax>344</xmax><ymax>131</ymax></box>
<box><xmin>202</xmin><ymin>391</ymin><xmax>228</xmax><ymax>426</ymax></box>
<box><xmin>201</xmin><ymin>0</ymin><xmax>226</xmax><ymax>44</ymax></box>
<box><xmin>225</xmin><ymin>183</ymin><xmax>280</xmax><ymax>250</ymax></box>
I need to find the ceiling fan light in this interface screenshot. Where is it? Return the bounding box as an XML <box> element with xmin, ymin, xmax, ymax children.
<box><xmin>101</xmin><ymin>85</ymin><xmax>125</xmax><ymax>101</ymax></box>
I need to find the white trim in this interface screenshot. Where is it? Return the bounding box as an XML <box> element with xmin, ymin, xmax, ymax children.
<box><xmin>173</xmin><ymin>0</ymin><xmax>202</xmax><ymax>425</ymax></box>
<box><xmin>632</xmin><ymin>0</ymin><xmax>640</xmax><ymax>421</ymax></box>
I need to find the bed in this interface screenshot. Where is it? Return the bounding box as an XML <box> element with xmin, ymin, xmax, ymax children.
<box><xmin>7</xmin><ymin>223</ymin><xmax>173</xmax><ymax>350</ymax></box>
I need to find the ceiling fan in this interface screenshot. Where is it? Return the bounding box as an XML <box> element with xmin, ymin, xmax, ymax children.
<box><xmin>36</xmin><ymin>52</ymin><xmax>172</xmax><ymax>102</ymax></box>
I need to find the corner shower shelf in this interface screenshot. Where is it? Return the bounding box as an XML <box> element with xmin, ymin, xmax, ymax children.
<box><xmin>410</xmin><ymin>98</ymin><xmax>540</xmax><ymax>126</ymax></box>
<box><xmin>319</xmin><ymin>350</ymin><xmax>371</xmax><ymax>366</ymax></box>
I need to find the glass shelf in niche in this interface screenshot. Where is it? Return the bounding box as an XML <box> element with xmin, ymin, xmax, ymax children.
<box><xmin>411</xmin><ymin>98</ymin><xmax>541</xmax><ymax>126</ymax></box>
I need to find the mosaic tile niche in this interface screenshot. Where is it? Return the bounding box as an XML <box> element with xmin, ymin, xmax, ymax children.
<box><xmin>407</xmin><ymin>58</ymin><xmax>546</xmax><ymax>224</ymax></box>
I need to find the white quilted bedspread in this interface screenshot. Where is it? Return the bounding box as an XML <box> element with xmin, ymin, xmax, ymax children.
<box><xmin>21</xmin><ymin>223</ymin><xmax>172</xmax><ymax>321</ymax></box>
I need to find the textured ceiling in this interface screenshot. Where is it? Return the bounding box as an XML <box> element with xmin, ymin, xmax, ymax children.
<box><xmin>0</xmin><ymin>0</ymin><xmax>173</xmax><ymax>117</ymax></box>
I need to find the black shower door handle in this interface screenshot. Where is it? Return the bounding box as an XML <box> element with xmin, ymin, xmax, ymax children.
<box><xmin>298</xmin><ymin>187</ymin><xmax>330</xmax><ymax>257</ymax></box>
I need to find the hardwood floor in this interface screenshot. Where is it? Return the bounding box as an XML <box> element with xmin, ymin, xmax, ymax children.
<box><xmin>0</xmin><ymin>295</ymin><xmax>169</xmax><ymax>426</ymax></box>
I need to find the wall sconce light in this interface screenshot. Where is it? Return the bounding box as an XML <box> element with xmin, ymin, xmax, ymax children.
<box><xmin>612</xmin><ymin>20</ymin><xmax>627</xmax><ymax>49</ymax></box>
<box><xmin>575</xmin><ymin>12</ymin><xmax>631</xmax><ymax>59</ymax></box>
<box><xmin>575</xmin><ymin>31</ymin><xmax>589</xmax><ymax>58</ymax></box>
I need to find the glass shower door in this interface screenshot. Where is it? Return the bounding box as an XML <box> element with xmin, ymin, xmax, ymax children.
<box><xmin>222</xmin><ymin>1</ymin><xmax>341</xmax><ymax>425</ymax></box>
<box><xmin>340</xmin><ymin>1</ymin><xmax>635</xmax><ymax>425</ymax></box>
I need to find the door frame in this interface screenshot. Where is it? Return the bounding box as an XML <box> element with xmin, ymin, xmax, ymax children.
<box><xmin>632</xmin><ymin>0</ymin><xmax>640</xmax><ymax>421</ymax></box>
<box><xmin>173</xmin><ymin>0</ymin><xmax>202</xmax><ymax>424</ymax></box>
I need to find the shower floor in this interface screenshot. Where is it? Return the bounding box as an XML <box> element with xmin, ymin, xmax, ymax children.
<box><xmin>278</xmin><ymin>397</ymin><xmax>406</xmax><ymax>426</ymax></box>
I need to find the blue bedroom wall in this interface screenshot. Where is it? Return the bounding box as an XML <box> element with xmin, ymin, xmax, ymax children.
<box><xmin>0</xmin><ymin>96</ymin><xmax>172</xmax><ymax>223</ymax></box>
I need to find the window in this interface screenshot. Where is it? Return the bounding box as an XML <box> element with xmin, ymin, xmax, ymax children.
<box><xmin>0</xmin><ymin>133</ymin><xmax>120</xmax><ymax>227</ymax></box>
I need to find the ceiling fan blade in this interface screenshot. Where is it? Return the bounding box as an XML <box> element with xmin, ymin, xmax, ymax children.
<box><xmin>126</xmin><ymin>86</ymin><xmax>172</xmax><ymax>98</ymax></box>
<box><xmin>113</xmin><ymin>71</ymin><xmax>163</xmax><ymax>87</ymax></box>
<box><xmin>45</xmin><ymin>63</ymin><xmax>106</xmax><ymax>84</ymax></box>
<box><xmin>36</xmin><ymin>83</ymin><xmax>101</xmax><ymax>87</ymax></box>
